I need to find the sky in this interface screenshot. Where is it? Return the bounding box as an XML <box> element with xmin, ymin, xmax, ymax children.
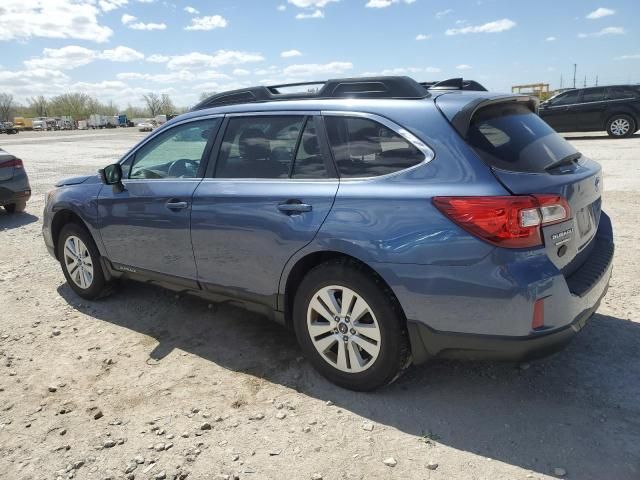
<box><xmin>1</xmin><ymin>0</ymin><xmax>639</xmax><ymax>108</ymax></box>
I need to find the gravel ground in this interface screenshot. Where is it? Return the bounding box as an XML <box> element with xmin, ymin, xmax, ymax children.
<box><xmin>0</xmin><ymin>129</ymin><xmax>639</xmax><ymax>480</ymax></box>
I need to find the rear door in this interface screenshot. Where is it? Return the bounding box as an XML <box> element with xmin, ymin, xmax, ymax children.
<box><xmin>462</xmin><ymin>101</ymin><xmax>602</xmax><ymax>273</ymax></box>
<box><xmin>573</xmin><ymin>87</ymin><xmax>607</xmax><ymax>130</ymax></box>
<box><xmin>190</xmin><ymin>113</ymin><xmax>339</xmax><ymax>307</ymax></box>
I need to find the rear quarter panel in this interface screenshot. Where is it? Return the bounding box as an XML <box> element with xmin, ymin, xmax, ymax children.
<box><xmin>279</xmin><ymin>103</ymin><xmax>510</xmax><ymax>298</ymax></box>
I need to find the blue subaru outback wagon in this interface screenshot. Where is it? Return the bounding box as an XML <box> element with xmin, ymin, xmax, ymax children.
<box><xmin>43</xmin><ymin>77</ymin><xmax>614</xmax><ymax>391</ymax></box>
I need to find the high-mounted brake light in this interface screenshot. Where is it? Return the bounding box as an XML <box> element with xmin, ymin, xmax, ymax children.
<box><xmin>433</xmin><ymin>195</ymin><xmax>570</xmax><ymax>249</ymax></box>
<box><xmin>0</xmin><ymin>158</ymin><xmax>23</xmax><ymax>169</ymax></box>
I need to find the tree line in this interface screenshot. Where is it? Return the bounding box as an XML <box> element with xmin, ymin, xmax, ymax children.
<box><xmin>0</xmin><ymin>92</ymin><xmax>183</xmax><ymax>123</ymax></box>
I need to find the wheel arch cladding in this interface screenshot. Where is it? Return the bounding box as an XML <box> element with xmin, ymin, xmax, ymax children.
<box><xmin>283</xmin><ymin>250</ymin><xmax>409</xmax><ymax>331</ymax></box>
<box><xmin>51</xmin><ymin>209</ymin><xmax>91</xmax><ymax>260</ymax></box>
<box><xmin>606</xmin><ymin>111</ymin><xmax>636</xmax><ymax>130</ymax></box>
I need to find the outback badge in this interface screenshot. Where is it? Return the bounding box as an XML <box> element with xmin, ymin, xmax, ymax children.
<box><xmin>552</xmin><ymin>227</ymin><xmax>574</xmax><ymax>246</ymax></box>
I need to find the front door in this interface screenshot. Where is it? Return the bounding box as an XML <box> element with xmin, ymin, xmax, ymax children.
<box><xmin>191</xmin><ymin>114</ymin><xmax>339</xmax><ymax>307</ymax></box>
<box><xmin>98</xmin><ymin>118</ymin><xmax>220</xmax><ymax>281</ymax></box>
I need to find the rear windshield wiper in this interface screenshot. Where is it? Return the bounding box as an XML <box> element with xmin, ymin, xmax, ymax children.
<box><xmin>545</xmin><ymin>152</ymin><xmax>582</xmax><ymax>171</ymax></box>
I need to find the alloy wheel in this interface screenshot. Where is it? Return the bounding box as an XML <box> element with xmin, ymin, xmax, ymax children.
<box><xmin>306</xmin><ymin>285</ymin><xmax>381</xmax><ymax>373</ymax></box>
<box><xmin>610</xmin><ymin>118</ymin><xmax>630</xmax><ymax>136</ymax></box>
<box><xmin>63</xmin><ymin>235</ymin><xmax>94</xmax><ymax>289</ymax></box>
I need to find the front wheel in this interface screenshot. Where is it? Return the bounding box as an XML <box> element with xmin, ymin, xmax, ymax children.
<box><xmin>57</xmin><ymin>223</ymin><xmax>112</xmax><ymax>300</ymax></box>
<box><xmin>293</xmin><ymin>260</ymin><xmax>410</xmax><ymax>391</ymax></box>
<box><xmin>606</xmin><ymin>114</ymin><xmax>635</xmax><ymax>138</ymax></box>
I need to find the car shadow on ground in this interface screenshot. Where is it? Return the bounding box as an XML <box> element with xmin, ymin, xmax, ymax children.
<box><xmin>0</xmin><ymin>210</ymin><xmax>39</xmax><ymax>229</ymax></box>
<box><xmin>57</xmin><ymin>281</ymin><xmax>640</xmax><ymax>479</ymax></box>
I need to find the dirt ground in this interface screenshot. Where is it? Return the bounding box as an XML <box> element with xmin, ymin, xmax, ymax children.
<box><xmin>1</xmin><ymin>129</ymin><xmax>639</xmax><ymax>480</ymax></box>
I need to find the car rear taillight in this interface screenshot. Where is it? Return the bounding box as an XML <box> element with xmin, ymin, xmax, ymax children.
<box><xmin>433</xmin><ymin>195</ymin><xmax>570</xmax><ymax>248</ymax></box>
<box><xmin>0</xmin><ymin>158</ymin><xmax>23</xmax><ymax>169</ymax></box>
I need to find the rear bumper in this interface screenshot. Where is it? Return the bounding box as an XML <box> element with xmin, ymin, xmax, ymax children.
<box><xmin>0</xmin><ymin>183</ymin><xmax>31</xmax><ymax>206</ymax></box>
<box><xmin>374</xmin><ymin>212</ymin><xmax>614</xmax><ymax>364</ymax></box>
<box><xmin>407</xmin><ymin>290</ymin><xmax>605</xmax><ymax>362</ymax></box>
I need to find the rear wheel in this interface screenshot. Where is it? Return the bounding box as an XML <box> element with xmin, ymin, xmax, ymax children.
<box><xmin>57</xmin><ymin>223</ymin><xmax>112</xmax><ymax>300</ymax></box>
<box><xmin>606</xmin><ymin>114</ymin><xmax>635</xmax><ymax>138</ymax></box>
<box><xmin>293</xmin><ymin>260</ymin><xmax>410</xmax><ymax>391</ymax></box>
<box><xmin>4</xmin><ymin>201</ymin><xmax>26</xmax><ymax>214</ymax></box>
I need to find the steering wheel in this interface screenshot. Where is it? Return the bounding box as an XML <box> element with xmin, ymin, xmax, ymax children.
<box><xmin>167</xmin><ymin>159</ymin><xmax>198</xmax><ymax>178</ymax></box>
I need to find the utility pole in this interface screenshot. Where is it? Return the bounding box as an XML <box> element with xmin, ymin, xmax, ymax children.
<box><xmin>573</xmin><ymin>63</ymin><xmax>577</xmax><ymax>88</ymax></box>
<box><xmin>560</xmin><ymin>74</ymin><xmax>563</xmax><ymax>89</ymax></box>
<box><xmin>583</xmin><ymin>75</ymin><xmax>587</xmax><ymax>88</ymax></box>
<box><xmin>595</xmin><ymin>75</ymin><xmax>598</xmax><ymax>86</ymax></box>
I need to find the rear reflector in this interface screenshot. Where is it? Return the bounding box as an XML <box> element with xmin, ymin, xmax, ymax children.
<box><xmin>532</xmin><ymin>298</ymin><xmax>545</xmax><ymax>329</ymax></box>
<box><xmin>0</xmin><ymin>158</ymin><xmax>23</xmax><ymax>169</ymax></box>
<box><xmin>433</xmin><ymin>195</ymin><xmax>570</xmax><ymax>249</ymax></box>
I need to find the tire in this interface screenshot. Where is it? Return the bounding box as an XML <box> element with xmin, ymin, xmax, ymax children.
<box><xmin>606</xmin><ymin>114</ymin><xmax>635</xmax><ymax>138</ymax></box>
<box><xmin>57</xmin><ymin>222</ymin><xmax>112</xmax><ymax>300</ymax></box>
<box><xmin>4</xmin><ymin>201</ymin><xmax>26</xmax><ymax>214</ymax></box>
<box><xmin>293</xmin><ymin>260</ymin><xmax>410</xmax><ymax>391</ymax></box>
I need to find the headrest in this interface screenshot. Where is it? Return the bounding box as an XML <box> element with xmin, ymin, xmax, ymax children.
<box><xmin>239</xmin><ymin>127</ymin><xmax>270</xmax><ymax>161</ymax></box>
<box><xmin>303</xmin><ymin>132</ymin><xmax>320</xmax><ymax>155</ymax></box>
<box><xmin>348</xmin><ymin>126</ymin><xmax>382</xmax><ymax>157</ymax></box>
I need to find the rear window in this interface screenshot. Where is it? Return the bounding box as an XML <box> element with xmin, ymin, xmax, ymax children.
<box><xmin>607</xmin><ymin>86</ymin><xmax>639</xmax><ymax>100</ymax></box>
<box><xmin>466</xmin><ymin>103</ymin><xmax>578</xmax><ymax>173</ymax></box>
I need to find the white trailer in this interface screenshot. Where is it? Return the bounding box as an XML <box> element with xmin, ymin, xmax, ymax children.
<box><xmin>88</xmin><ymin>114</ymin><xmax>107</xmax><ymax>129</ymax></box>
<box><xmin>106</xmin><ymin>116</ymin><xmax>119</xmax><ymax>128</ymax></box>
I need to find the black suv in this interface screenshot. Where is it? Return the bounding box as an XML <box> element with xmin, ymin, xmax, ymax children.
<box><xmin>539</xmin><ymin>84</ymin><xmax>640</xmax><ymax>137</ymax></box>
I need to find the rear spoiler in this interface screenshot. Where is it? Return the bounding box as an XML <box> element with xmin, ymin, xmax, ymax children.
<box><xmin>421</xmin><ymin>78</ymin><xmax>488</xmax><ymax>91</ymax></box>
<box><xmin>450</xmin><ymin>95</ymin><xmax>539</xmax><ymax>138</ymax></box>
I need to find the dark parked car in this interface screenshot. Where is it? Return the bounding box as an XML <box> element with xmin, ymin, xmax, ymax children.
<box><xmin>0</xmin><ymin>148</ymin><xmax>31</xmax><ymax>214</ymax></box>
<box><xmin>0</xmin><ymin>122</ymin><xmax>19</xmax><ymax>135</ymax></box>
<box><xmin>43</xmin><ymin>77</ymin><xmax>614</xmax><ymax>391</ymax></box>
<box><xmin>539</xmin><ymin>84</ymin><xmax>640</xmax><ymax>137</ymax></box>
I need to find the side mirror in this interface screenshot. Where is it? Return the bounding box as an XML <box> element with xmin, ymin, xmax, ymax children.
<box><xmin>99</xmin><ymin>163</ymin><xmax>124</xmax><ymax>192</ymax></box>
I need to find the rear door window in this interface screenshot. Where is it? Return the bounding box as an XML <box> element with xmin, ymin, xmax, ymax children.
<box><xmin>466</xmin><ymin>103</ymin><xmax>578</xmax><ymax>173</ymax></box>
<box><xmin>324</xmin><ymin>116</ymin><xmax>425</xmax><ymax>178</ymax></box>
<box><xmin>581</xmin><ymin>88</ymin><xmax>605</xmax><ymax>103</ymax></box>
<box><xmin>215</xmin><ymin>116</ymin><xmax>304</xmax><ymax>178</ymax></box>
<box><xmin>291</xmin><ymin>119</ymin><xmax>328</xmax><ymax>179</ymax></box>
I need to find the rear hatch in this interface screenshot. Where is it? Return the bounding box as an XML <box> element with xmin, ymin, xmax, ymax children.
<box><xmin>437</xmin><ymin>93</ymin><xmax>602</xmax><ymax>275</ymax></box>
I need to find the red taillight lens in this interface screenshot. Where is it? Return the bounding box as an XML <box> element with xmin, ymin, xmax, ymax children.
<box><xmin>0</xmin><ymin>158</ymin><xmax>23</xmax><ymax>169</ymax></box>
<box><xmin>433</xmin><ymin>195</ymin><xmax>570</xmax><ymax>249</ymax></box>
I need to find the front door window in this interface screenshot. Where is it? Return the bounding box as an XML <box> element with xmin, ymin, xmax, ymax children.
<box><xmin>129</xmin><ymin>119</ymin><xmax>218</xmax><ymax>179</ymax></box>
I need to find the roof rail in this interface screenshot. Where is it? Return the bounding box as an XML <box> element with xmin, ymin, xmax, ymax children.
<box><xmin>420</xmin><ymin>78</ymin><xmax>488</xmax><ymax>92</ymax></box>
<box><xmin>191</xmin><ymin>76</ymin><xmax>430</xmax><ymax>111</ymax></box>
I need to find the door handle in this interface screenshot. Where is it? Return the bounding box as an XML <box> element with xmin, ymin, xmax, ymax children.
<box><xmin>166</xmin><ymin>200</ymin><xmax>189</xmax><ymax>210</ymax></box>
<box><xmin>278</xmin><ymin>201</ymin><xmax>312</xmax><ymax>214</ymax></box>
